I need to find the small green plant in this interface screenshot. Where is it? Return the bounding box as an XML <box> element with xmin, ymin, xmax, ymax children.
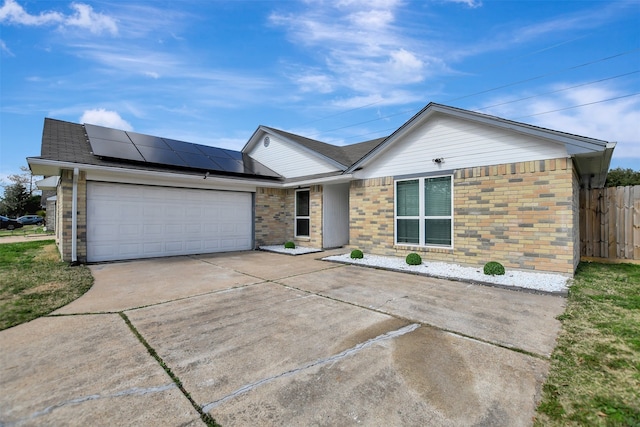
<box><xmin>350</xmin><ymin>249</ymin><xmax>364</xmax><ymax>259</ymax></box>
<box><xmin>405</xmin><ymin>253</ymin><xmax>422</xmax><ymax>265</ymax></box>
<box><xmin>284</xmin><ymin>241</ymin><xmax>295</xmax><ymax>249</ymax></box>
<box><xmin>483</xmin><ymin>261</ymin><xmax>505</xmax><ymax>276</ymax></box>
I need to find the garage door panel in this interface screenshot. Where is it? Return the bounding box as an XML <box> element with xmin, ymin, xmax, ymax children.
<box><xmin>87</xmin><ymin>182</ymin><xmax>253</xmax><ymax>262</ymax></box>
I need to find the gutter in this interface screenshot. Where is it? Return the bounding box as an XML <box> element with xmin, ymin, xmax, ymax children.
<box><xmin>72</xmin><ymin>168</ymin><xmax>78</xmax><ymax>264</ymax></box>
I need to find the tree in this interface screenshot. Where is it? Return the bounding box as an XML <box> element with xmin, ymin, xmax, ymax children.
<box><xmin>606</xmin><ymin>167</ymin><xmax>640</xmax><ymax>187</ymax></box>
<box><xmin>0</xmin><ymin>183</ymin><xmax>30</xmax><ymax>217</ymax></box>
<box><xmin>0</xmin><ymin>166</ymin><xmax>42</xmax><ymax>217</ymax></box>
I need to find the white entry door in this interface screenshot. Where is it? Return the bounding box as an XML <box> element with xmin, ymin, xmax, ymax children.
<box><xmin>322</xmin><ymin>183</ymin><xmax>350</xmax><ymax>248</ymax></box>
<box><xmin>87</xmin><ymin>182</ymin><xmax>253</xmax><ymax>262</ymax></box>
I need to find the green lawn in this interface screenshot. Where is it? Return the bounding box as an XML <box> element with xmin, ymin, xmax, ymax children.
<box><xmin>0</xmin><ymin>224</ymin><xmax>54</xmax><ymax>238</ymax></box>
<box><xmin>0</xmin><ymin>240</ymin><xmax>93</xmax><ymax>330</ymax></box>
<box><xmin>535</xmin><ymin>262</ymin><xmax>640</xmax><ymax>427</ymax></box>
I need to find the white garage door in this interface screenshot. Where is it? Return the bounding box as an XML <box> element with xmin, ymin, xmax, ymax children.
<box><xmin>87</xmin><ymin>182</ymin><xmax>253</xmax><ymax>262</ymax></box>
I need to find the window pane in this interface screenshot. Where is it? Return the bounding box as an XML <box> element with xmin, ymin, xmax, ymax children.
<box><xmin>296</xmin><ymin>190</ymin><xmax>309</xmax><ymax>216</ymax></box>
<box><xmin>397</xmin><ymin>180</ymin><xmax>419</xmax><ymax>216</ymax></box>
<box><xmin>424</xmin><ymin>176</ymin><xmax>451</xmax><ymax>216</ymax></box>
<box><xmin>425</xmin><ymin>219</ymin><xmax>451</xmax><ymax>246</ymax></box>
<box><xmin>296</xmin><ymin>218</ymin><xmax>309</xmax><ymax>236</ymax></box>
<box><xmin>397</xmin><ymin>219</ymin><xmax>419</xmax><ymax>244</ymax></box>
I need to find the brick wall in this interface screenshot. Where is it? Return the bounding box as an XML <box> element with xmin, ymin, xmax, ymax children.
<box><xmin>255</xmin><ymin>187</ymin><xmax>290</xmax><ymax>246</ymax></box>
<box><xmin>307</xmin><ymin>185</ymin><xmax>323</xmax><ymax>248</ymax></box>
<box><xmin>255</xmin><ymin>185</ymin><xmax>323</xmax><ymax>248</ymax></box>
<box><xmin>56</xmin><ymin>169</ymin><xmax>87</xmax><ymax>263</ymax></box>
<box><xmin>349</xmin><ymin>158</ymin><xmax>578</xmax><ymax>275</ymax></box>
<box><xmin>349</xmin><ymin>177</ymin><xmax>395</xmax><ymax>252</ymax></box>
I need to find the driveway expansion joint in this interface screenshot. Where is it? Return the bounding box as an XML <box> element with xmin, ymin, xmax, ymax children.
<box><xmin>119</xmin><ymin>312</ymin><xmax>220</xmax><ymax>427</ymax></box>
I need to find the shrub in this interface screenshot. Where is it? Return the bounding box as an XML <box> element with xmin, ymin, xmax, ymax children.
<box><xmin>484</xmin><ymin>261</ymin><xmax>505</xmax><ymax>276</ymax></box>
<box><xmin>284</xmin><ymin>241</ymin><xmax>295</xmax><ymax>249</ymax></box>
<box><xmin>405</xmin><ymin>253</ymin><xmax>422</xmax><ymax>265</ymax></box>
<box><xmin>350</xmin><ymin>249</ymin><xmax>364</xmax><ymax>259</ymax></box>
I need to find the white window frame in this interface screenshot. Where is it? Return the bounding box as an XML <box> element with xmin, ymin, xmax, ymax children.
<box><xmin>394</xmin><ymin>175</ymin><xmax>454</xmax><ymax>248</ymax></box>
<box><xmin>295</xmin><ymin>188</ymin><xmax>310</xmax><ymax>238</ymax></box>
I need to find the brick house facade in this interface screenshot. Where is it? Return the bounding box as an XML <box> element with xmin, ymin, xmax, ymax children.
<box><xmin>29</xmin><ymin>103</ymin><xmax>614</xmax><ymax>273</ymax></box>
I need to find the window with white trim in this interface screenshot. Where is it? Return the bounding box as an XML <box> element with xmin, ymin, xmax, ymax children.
<box><xmin>395</xmin><ymin>175</ymin><xmax>453</xmax><ymax>247</ymax></box>
<box><xmin>295</xmin><ymin>189</ymin><xmax>310</xmax><ymax>237</ymax></box>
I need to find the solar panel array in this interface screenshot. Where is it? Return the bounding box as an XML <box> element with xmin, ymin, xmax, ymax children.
<box><xmin>85</xmin><ymin>124</ymin><xmax>278</xmax><ymax>177</ymax></box>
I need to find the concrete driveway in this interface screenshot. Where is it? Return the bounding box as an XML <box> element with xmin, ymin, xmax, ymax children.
<box><xmin>0</xmin><ymin>250</ymin><xmax>565</xmax><ymax>426</ymax></box>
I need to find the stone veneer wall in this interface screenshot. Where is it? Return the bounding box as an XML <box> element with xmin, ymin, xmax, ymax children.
<box><xmin>56</xmin><ymin>169</ymin><xmax>87</xmax><ymax>263</ymax></box>
<box><xmin>349</xmin><ymin>158</ymin><xmax>578</xmax><ymax>275</ymax></box>
<box><xmin>254</xmin><ymin>185</ymin><xmax>323</xmax><ymax>248</ymax></box>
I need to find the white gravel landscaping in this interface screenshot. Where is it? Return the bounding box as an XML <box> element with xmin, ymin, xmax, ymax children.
<box><xmin>324</xmin><ymin>253</ymin><xmax>570</xmax><ymax>294</ymax></box>
<box><xmin>259</xmin><ymin>245</ymin><xmax>323</xmax><ymax>255</ymax></box>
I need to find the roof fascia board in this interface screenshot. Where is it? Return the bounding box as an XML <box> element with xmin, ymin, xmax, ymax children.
<box><xmin>279</xmin><ymin>173</ymin><xmax>354</xmax><ymax>188</ymax></box>
<box><xmin>27</xmin><ymin>158</ymin><xmax>273</xmax><ymax>191</ymax></box>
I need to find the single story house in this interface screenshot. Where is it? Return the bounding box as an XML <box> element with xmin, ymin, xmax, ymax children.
<box><xmin>28</xmin><ymin>102</ymin><xmax>615</xmax><ymax>275</ymax></box>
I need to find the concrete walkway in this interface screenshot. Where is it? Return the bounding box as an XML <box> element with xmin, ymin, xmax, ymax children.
<box><xmin>0</xmin><ymin>250</ymin><xmax>566</xmax><ymax>426</ymax></box>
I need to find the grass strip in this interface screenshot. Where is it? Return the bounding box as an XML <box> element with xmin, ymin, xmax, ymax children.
<box><xmin>119</xmin><ymin>312</ymin><xmax>221</xmax><ymax>427</ymax></box>
<box><xmin>534</xmin><ymin>262</ymin><xmax>640</xmax><ymax>427</ymax></box>
<box><xmin>0</xmin><ymin>240</ymin><xmax>93</xmax><ymax>330</ymax></box>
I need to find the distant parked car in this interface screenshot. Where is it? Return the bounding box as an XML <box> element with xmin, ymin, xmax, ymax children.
<box><xmin>17</xmin><ymin>215</ymin><xmax>45</xmax><ymax>226</ymax></box>
<box><xmin>0</xmin><ymin>216</ymin><xmax>24</xmax><ymax>230</ymax></box>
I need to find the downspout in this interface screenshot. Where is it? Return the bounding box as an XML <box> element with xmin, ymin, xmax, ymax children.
<box><xmin>71</xmin><ymin>168</ymin><xmax>78</xmax><ymax>264</ymax></box>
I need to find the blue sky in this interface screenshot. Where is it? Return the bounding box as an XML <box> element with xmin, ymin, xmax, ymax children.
<box><xmin>1</xmin><ymin>0</ymin><xmax>639</xmax><ymax>186</ymax></box>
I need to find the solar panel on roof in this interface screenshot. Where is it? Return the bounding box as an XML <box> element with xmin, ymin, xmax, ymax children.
<box><xmin>85</xmin><ymin>124</ymin><xmax>130</xmax><ymax>143</ymax></box>
<box><xmin>177</xmin><ymin>152</ymin><xmax>223</xmax><ymax>170</ymax></box>
<box><xmin>136</xmin><ymin>145</ymin><xmax>188</xmax><ymax>167</ymax></box>
<box><xmin>128</xmin><ymin>132</ymin><xmax>170</xmax><ymax>149</ymax></box>
<box><xmin>163</xmin><ymin>138</ymin><xmax>202</xmax><ymax>154</ymax></box>
<box><xmin>195</xmin><ymin>145</ymin><xmax>230</xmax><ymax>158</ymax></box>
<box><xmin>88</xmin><ymin>137</ymin><xmax>145</xmax><ymax>162</ymax></box>
<box><xmin>209</xmin><ymin>156</ymin><xmax>245</xmax><ymax>174</ymax></box>
<box><xmin>85</xmin><ymin>123</ymin><xmax>279</xmax><ymax>178</ymax></box>
<box><xmin>222</xmin><ymin>149</ymin><xmax>243</xmax><ymax>160</ymax></box>
<box><xmin>243</xmin><ymin>155</ymin><xmax>279</xmax><ymax>176</ymax></box>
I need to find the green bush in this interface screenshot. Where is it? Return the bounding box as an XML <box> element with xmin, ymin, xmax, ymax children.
<box><xmin>405</xmin><ymin>253</ymin><xmax>422</xmax><ymax>265</ymax></box>
<box><xmin>484</xmin><ymin>261</ymin><xmax>505</xmax><ymax>276</ymax></box>
<box><xmin>284</xmin><ymin>241</ymin><xmax>295</xmax><ymax>249</ymax></box>
<box><xmin>350</xmin><ymin>249</ymin><xmax>364</xmax><ymax>259</ymax></box>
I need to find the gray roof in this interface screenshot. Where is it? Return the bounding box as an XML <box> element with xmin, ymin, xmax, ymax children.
<box><xmin>263</xmin><ymin>126</ymin><xmax>386</xmax><ymax>168</ymax></box>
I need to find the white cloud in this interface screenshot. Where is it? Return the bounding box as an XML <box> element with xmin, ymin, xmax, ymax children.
<box><xmin>479</xmin><ymin>85</ymin><xmax>640</xmax><ymax>160</ymax></box>
<box><xmin>65</xmin><ymin>3</ymin><xmax>118</xmax><ymax>35</ymax></box>
<box><xmin>295</xmin><ymin>73</ymin><xmax>334</xmax><ymax>93</ymax></box>
<box><xmin>80</xmin><ymin>109</ymin><xmax>132</xmax><ymax>131</ymax></box>
<box><xmin>387</xmin><ymin>49</ymin><xmax>424</xmax><ymax>83</ymax></box>
<box><xmin>442</xmin><ymin>0</ymin><xmax>482</xmax><ymax>8</ymax></box>
<box><xmin>0</xmin><ymin>0</ymin><xmax>117</xmax><ymax>35</ymax></box>
<box><xmin>270</xmin><ymin>1</ymin><xmax>437</xmax><ymax>103</ymax></box>
<box><xmin>0</xmin><ymin>0</ymin><xmax>63</xmax><ymax>25</ymax></box>
<box><xmin>0</xmin><ymin>39</ymin><xmax>14</xmax><ymax>56</ymax></box>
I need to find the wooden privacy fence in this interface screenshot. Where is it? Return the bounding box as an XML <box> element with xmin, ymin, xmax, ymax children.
<box><xmin>580</xmin><ymin>185</ymin><xmax>640</xmax><ymax>261</ymax></box>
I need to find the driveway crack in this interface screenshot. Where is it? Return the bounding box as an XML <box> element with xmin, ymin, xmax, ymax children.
<box><xmin>201</xmin><ymin>323</ymin><xmax>420</xmax><ymax>412</ymax></box>
<box><xmin>16</xmin><ymin>385</ymin><xmax>177</xmax><ymax>425</ymax></box>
